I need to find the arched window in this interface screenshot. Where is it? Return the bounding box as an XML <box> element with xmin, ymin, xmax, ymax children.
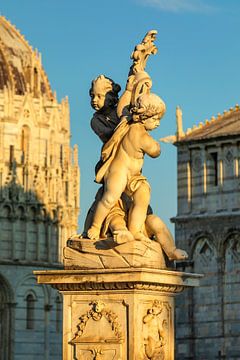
<box><xmin>15</xmin><ymin>206</ymin><xmax>26</xmax><ymax>260</ymax></box>
<box><xmin>56</xmin><ymin>295</ymin><xmax>62</xmax><ymax>333</ymax></box>
<box><xmin>207</xmin><ymin>151</ymin><xmax>218</xmax><ymax>187</ymax></box>
<box><xmin>26</xmin><ymin>293</ymin><xmax>35</xmax><ymax>329</ymax></box>
<box><xmin>28</xmin><ymin>208</ymin><xmax>37</xmax><ymax>261</ymax></box>
<box><xmin>223</xmin><ymin>231</ymin><xmax>240</xmax><ymax>357</ymax></box>
<box><xmin>1</xmin><ymin>206</ymin><xmax>12</xmax><ymax>259</ymax></box>
<box><xmin>0</xmin><ymin>275</ymin><xmax>13</xmax><ymax>360</ymax></box>
<box><xmin>192</xmin><ymin>236</ymin><xmax>218</xmax><ymax>358</ymax></box>
<box><xmin>1</xmin><ymin>205</ymin><xmax>11</xmax><ymax>217</ymax></box>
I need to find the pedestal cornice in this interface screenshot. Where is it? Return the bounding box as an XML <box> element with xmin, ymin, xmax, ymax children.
<box><xmin>34</xmin><ymin>268</ymin><xmax>202</xmax><ymax>294</ymax></box>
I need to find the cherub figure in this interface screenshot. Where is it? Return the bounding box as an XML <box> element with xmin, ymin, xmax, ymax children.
<box><xmin>82</xmin><ymin>30</ymin><xmax>188</xmax><ymax>263</ymax></box>
<box><xmin>87</xmin><ymin>93</ymin><xmax>166</xmax><ymax>241</ymax></box>
<box><xmin>83</xmin><ymin>75</ymin><xmax>121</xmax><ymax>235</ymax></box>
<box><xmin>143</xmin><ymin>302</ymin><xmax>166</xmax><ymax>359</ymax></box>
<box><xmin>90</xmin><ymin>75</ymin><xmax>121</xmax><ymax>143</ymax></box>
<box><xmin>85</xmin><ymin>74</ymin><xmax>188</xmax><ymax>260</ymax></box>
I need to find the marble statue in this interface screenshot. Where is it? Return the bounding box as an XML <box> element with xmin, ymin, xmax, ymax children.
<box><xmin>87</xmin><ymin>92</ymin><xmax>166</xmax><ymax>242</ymax></box>
<box><xmin>65</xmin><ymin>30</ymin><xmax>188</xmax><ymax>269</ymax></box>
<box><xmin>35</xmin><ymin>31</ymin><xmax>201</xmax><ymax>360</ymax></box>
<box><xmin>82</xmin><ymin>75</ymin><xmax>121</xmax><ymax>235</ymax></box>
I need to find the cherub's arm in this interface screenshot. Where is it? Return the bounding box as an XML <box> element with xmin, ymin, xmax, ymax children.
<box><xmin>141</xmin><ymin>132</ymin><xmax>161</xmax><ymax>158</ymax></box>
<box><xmin>117</xmin><ymin>75</ymin><xmax>135</xmax><ymax>118</ymax></box>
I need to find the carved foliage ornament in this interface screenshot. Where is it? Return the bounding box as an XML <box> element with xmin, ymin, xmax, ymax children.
<box><xmin>73</xmin><ymin>301</ymin><xmax>124</xmax><ymax>343</ymax></box>
<box><xmin>130</xmin><ymin>30</ymin><xmax>158</xmax><ymax>75</ymax></box>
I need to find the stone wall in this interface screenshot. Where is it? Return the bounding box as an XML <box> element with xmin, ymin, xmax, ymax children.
<box><xmin>0</xmin><ymin>266</ymin><xmax>62</xmax><ymax>360</ymax></box>
<box><xmin>174</xmin><ymin>138</ymin><xmax>240</xmax><ymax>359</ymax></box>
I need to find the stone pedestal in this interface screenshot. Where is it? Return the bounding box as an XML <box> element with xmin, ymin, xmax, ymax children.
<box><xmin>34</xmin><ymin>268</ymin><xmax>201</xmax><ymax>360</ymax></box>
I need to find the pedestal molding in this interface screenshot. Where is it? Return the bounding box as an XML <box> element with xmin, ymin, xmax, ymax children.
<box><xmin>51</xmin><ymin>281</ymin><xmax>185</xmax><ymax>294</ymax></box>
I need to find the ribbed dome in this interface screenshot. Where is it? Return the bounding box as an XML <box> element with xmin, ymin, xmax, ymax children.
<box><xmin>0</xmin><ymin>16</ymin><xmax>53</xmax><ymax>98</ymax></box>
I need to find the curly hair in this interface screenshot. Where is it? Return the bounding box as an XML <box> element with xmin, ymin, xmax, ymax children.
<box><xmin>131</xmin><ymin>93</ymin><xmax>166</xmax><ymax>122</ymax></box>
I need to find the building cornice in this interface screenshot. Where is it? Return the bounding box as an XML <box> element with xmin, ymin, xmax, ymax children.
<box><xmin>172</xmin><ymin>211</ymin><xmax>240</xmax><ymax>223</ymax></box>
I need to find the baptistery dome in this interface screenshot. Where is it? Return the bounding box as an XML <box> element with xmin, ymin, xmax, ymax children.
<box><xmin>0</xmin><ymin>16</ymin><xmax>80</xmax><ymax>360</ymax></box>
<box><xmin>0</xmin><ymin>16</ymin><xmax>52</xmax><ymax>98</ymax></box>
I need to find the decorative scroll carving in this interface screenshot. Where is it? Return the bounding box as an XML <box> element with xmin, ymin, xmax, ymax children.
<box><xmin>75</xmin><ymin>348</ymin><xmax>116</xmax><ymax>360</ymax></box>
<box><xmin>91</xmin><ymin>349</ymin><xmax>103</xmax><ymax>360</ymax></box>
<box><xmin>129</xmin><ymin>30</ymin><xmax>158</xmax><ymax>75</ymax></box>
<box><xmin>90</xmin><ymin>349</ymin><xmax>104</xmax><ymax>360</ymax></box>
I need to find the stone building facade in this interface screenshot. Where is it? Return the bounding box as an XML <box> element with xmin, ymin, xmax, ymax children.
<box><xmin>0</xmin><ymin>16</ymin><xmax>80</xmax><ymax>360</ymax></box>
<box><xmin>174</xmin><ymin>106</ymin><xmax>240</xmax><ymax>359</ymax></box>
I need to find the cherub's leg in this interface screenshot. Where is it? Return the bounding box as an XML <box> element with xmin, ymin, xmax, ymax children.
<box><xmin>145</xmin><ymin>214</ymin><xmax>188</xmax><ymax>260</ymax></box>
<box><xmin>128</xmin><ymin>182</ymin><xmax>150</xmax><ymax>241</ymax></box>
<box><xmin>82</xmin><ymin>187</ymin><xmax>104</xmax><ymax>237</ymax></box>
<box><xmin>88</xmin><ymin>172</ymin><xmax>127</xmax><ymax>240</ymax></box>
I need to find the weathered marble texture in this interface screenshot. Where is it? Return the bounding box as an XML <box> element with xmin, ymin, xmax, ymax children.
<box><xmin>64</xmin><ymin>237</ymin><xmax>166</xmax><ymax>269</ymax></box>
<box><xmin>35</xmin><ymin>268</ymin><xmax>202</xmax><ymax>360</ymax></box>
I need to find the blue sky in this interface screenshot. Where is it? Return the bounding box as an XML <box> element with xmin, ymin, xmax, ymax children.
<box><xmin>1</xmin><ymin>0</ymin><xmax>240</xmax><ymax>233</ymax></box>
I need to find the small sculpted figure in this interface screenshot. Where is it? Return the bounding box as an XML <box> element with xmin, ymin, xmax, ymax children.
<box><xmin>82</xmin><ymin>75</ymin><xmax>121</xmax><ymax>235</ymax></box>
<box><xmin>87</xmin><ymin>93</ymin><xmax>166</xmax><ymax>242</ymax></box>
<box><xmin>143</xmin><ymin>303</ymin><xmax>167</xmax><ymax>359</ymax></box>
<box><xmin>90</xmin><ymin>75</ymin><xmax>121</xmax><ymax>143</ymax></box>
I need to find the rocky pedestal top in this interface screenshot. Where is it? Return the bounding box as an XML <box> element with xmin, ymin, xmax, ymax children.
<box><xmin>63</xmin><ymin>236</ymin><xmax>167</xmax><ymax>270</ymax></box>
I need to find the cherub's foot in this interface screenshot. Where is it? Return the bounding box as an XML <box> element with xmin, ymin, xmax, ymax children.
<box><xmin>113</xmin><ymin>229</ymin><xmax>134</xmax><ymax>244</ymax></box>
<box><xmin>87</xmin><ymin>225</ymin><xmax>100</xmax><ymax>240</ymax></box>
<box><xmin>169</xmin><ymin>248</ymin><xmax>188</xmax><ymax>261</ymax></box>
<box><xmin>134</xmin><ymin>231</ymin><xmax>152</xmax><ymax>244</ymax></box>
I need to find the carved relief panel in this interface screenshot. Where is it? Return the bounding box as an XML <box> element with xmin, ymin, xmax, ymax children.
<box><xmin>71</xmin><ymin>300</ymin><xmax>124</xmax><ymax>360</ymax></box>
<box><xmin>140</xmin><ymin>300</ymin><xmax>172</xmax><ymax>360</ymax></box>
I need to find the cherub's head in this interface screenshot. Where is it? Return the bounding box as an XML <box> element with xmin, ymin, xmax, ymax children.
<box><xmin>91</xmin><ymin>300</ymin><xmax>105</xmax><ymax>313</ymax></box>
<box><xmin>90</xmin><ymin>75</ymin><xmax>121</xmax><ymax>112</ymax></box>
<box><xmin>131</xmin><ymin>93</ymin><xmax>166</xmax><ymax>130</ymax></box>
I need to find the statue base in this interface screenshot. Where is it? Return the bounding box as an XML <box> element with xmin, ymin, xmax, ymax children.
<box><xmin>34</xmin><ymin>267</ymin><xmax>201</xmax><ymax>360</ymax></box>
<box><xmin>64</xmin><ymin>237</ymin><xmax>167</xmax><ymax>269</ymax></box>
